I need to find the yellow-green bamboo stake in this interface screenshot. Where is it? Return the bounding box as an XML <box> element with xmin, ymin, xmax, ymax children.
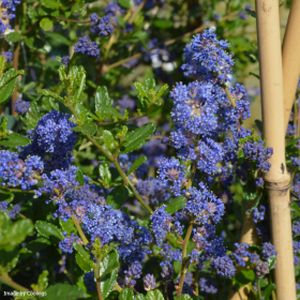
<box><xmin>255</xmin><ymin>1</ymin><xmax>296</xmax><ymax>299</ymax></box>
<box><xmin>282</xmin><ymin>0</ymin><xmax>300</xmax><ymax>130</ymax></box>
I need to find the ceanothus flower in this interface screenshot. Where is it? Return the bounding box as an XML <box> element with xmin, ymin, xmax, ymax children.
<box><xmin>143</xmin><ymin>274</ymin><xmax>156</xmax><ymax>291</ymax></box>
<box><xmin>212</xmin><ymin>255</ymin><xmax>236</xmax><ymax>278</ymax></box>
<box><xmin>197</xmin><ymin>138</ymin><xmax>224</xmax><ymax>175</ymax></box>
<box><xmin>21</xmin><ymin>110</ymin><xmax>76</xmax><ymax>172</ymax></box>
<box><xmin>182</xmin><ymin>28</ymin><xmax>234</xmax><ymax>83</ymax></box>
<box><xmin>252</xmin><ymin>205</ymin><xmax>266</xmax><ymax>224</ymax></box>
<box><xmin>170</xmin><ymin>81</ymin><xmax>219</xmax><ymax>137</ymax></box>
<box><xmin>124</xmin><ymin>261</ymin><xmax>142</xmax><ymax>287</ymax></box>
<box><xmin>59</xmin><ymin>233</ymin><xmax>79</xmax><ymax>254</ymax></box>
<box><xmin>157</xmin><ymin>157</ymin><xmax>186</xmax><ymax>196</ymax></box>
<box><xmin>74</xmin><ymin>36</ymin><xmax>100</xmax><ymax>58</ymax></box>
<box><xmin>15</xmin><ymin>97</ymin><xmax>30</xmax><ymax>114</ymax></box>
<box><xmin>243</xmin><ymin>140</ymin><xmax>273</xmax><ymax>172</ymax></box>
<box><xmin>0</xmin><ymin>150</ymin><xmax>43</xmax><ymax>190</ymax></box>
<box><xmin>90</xmin><ymin>14</ymin><xmax>114</xmax><ymax>37</ymax></box>
<box><xmin>199</xmin><ymin>278</ymin><xmax>218</xmax><ymax>294</ymax></box>
<box><xmin>262</xmin><ymin>242</ymin><xmax>276</xmax><ymax>260</ymax></box>
<box><xmin>185</xmin><ymin>182</ymin><xmax>224</xmax><ymax>224</ymax></box>
<box><xmin>151</xmin><ymin>205</ymin><xmax>172</xmax><ymax>246</ymax></box>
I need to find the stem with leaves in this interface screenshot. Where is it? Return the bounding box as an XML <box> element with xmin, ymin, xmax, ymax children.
<box><xmin>87</xmin><ymin>136</ymin><xmax>153</xmax><ymax>214</ymax></box>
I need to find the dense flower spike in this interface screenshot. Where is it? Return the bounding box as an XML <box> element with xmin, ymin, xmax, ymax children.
<box><xmin>21</xmin><ymin>110</ymin><xmax>76</xmax><ymax>172</ymax></box>
<box><xmin>212</xmin><ymin>255</ymin><xmax>236</xmax><ymax>278</ymax></box>
<box><xmin>182</xmin><ymin>28</ymin><xmax>233</xmax><ymax>83</ymax></box>
<box><xmin>90</xmin><ymin>13</ymin><xmax>114</xmax><ymax>37</ymax></box>
<box><xmin>157</xmin><ymin>157</ymin><xmax>186</xmax><ymax>196</ymax></box>
<box><xmin>143</xmin><ymin>274</ymin><xmax>156</xmax><ymax>291</ymax></box>
<box><xmin>185</xmin><ymin>182</ymin><xmax>224</xmax><ymax>223</ymax></box>
<box><xmin>74</xmin><ymin>36</ymin><xmax>100</xmax><ymax>58</ymax></box>
<box><xmin>150</xmin><ymin>205</ymin><xmax>172</xmax><ymax>246</ymax></box>
<box><xmin>0</xmin><ymin>150</ymin><xmax>43</xmax><ymax>189</ymax></box>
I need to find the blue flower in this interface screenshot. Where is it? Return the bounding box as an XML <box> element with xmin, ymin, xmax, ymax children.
<box><xmin>0</xmin><ymin>150</ymin><xmax>43</xmax><ymax>190</ymax></box>
<box><xmin>151</xmin><ymin>205</ymin><xmax>172</xmax><ymax>246</ymax></box>
<box><xmin>182</xmin><ymin>28</ymin><xmax>233</xmax><ymax>83</ymax></box>
<box><xmin>143</xmin><ymin>274</ymin><xmax>156</xmax><ymax>291</ymax></box>
<box><xmin>74</xmin><ymin>36</ymin><xmax>100</xmax><ymax>58</ymax></box>
<box><xmin>21</xmin><ymin>110</ymin><xmax>76</xmax><ymax>172</ymax></box>
<box><xmin>14</xmin><ymin>97</ymin><xmax>30</xmax><ymax>114</ymax></box>
<box><xmin>157</xmin><ymin>157</ymin><xmax>186</xmax><ymax>196</ymax></box>
<box><xmin>212</xmin><ymin>255</ymin><xmax>236</xmax><ymax>278</ymax></box>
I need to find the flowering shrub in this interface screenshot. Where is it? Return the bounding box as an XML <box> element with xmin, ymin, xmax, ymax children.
<box><xmin>0</xmin><ymin>1</ymin><xmax>299</xmax><ymax>299</ymax></box>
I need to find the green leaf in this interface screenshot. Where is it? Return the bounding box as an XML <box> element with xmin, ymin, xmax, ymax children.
<box><xmin>59</xmin><ymin>219</ymin><xmax>76</xmax><ymax>235</ymax></box>
<box><xmin>0</xmin><ymin>249</ymin><xmax>19</xmax><ymax>273</ymax></box>
<box><xmin>153</xmin><ymin>19</ymin><xmax>173</xmax><ymax>29</ymax></box>
<box><xmin>95</xmin><ymin>86</ymin><xmax>120</xmax><ymax>121</ymax></box>
<box><xmin>134</xmin><ymin>77</ymin><xmax>168</xmax><ymax>112</ymax></box>
<box><xmin>0</xmin><ymin>214</ymin><xmax>33</xmax><ymax>251</ymax></box>
<box><xmin>40</xmin><ymin>18</ymin><xmax>54</xmax><ymax>31</ymax></box>
<box><xmin>41</xmin><ymin>0</ymin><xmax>61</xmax><ymax>9</ymax></box>
<box><xmin>98</xmin><ymin>250</ymin><xmax>120</xmax><ymax>279</ymax></box>
<box><xmin>75</xmin><ymin>253</ymin><xmax>92</xmax><ymax>272</ymax></box>
<box><xmin>122</xmin><ymin>123</ymin><xmax>156</xmax><ymax>153</ymax></box>
<box><xmin>118</xmin><ymin>0</ymin><xmax>131</xmax><ymax>9</ymax></box>
<box><xmin>174</xmin><ymin>295</ymin><xmax>192</xmax><ymax>300</ymax></box>
<box><xmin>103</xmin><ymin>130</ymin><xmax>118</xmax><ymax>151</ymax></box>
<box><xmin>166</xmin><ymin>197</ymin><xmax>186</xmax><ymax>215</ymax></box>
<box><xmin>45</xmin><ymin>283</ymin><xmax>86</xmax><ymax>300</ymax></box>
<box><xmin>100</xmin><ymin>268</ymin><xmax>118</xmax><ymax>298</ymax></box>
<box><xmin>6</xmin><ymin>31</ymin><xmax>23</xmax><ymax>43</ymax></box>
<box><xmin>31</xmin><ymin>270</ymin><xmax>49</xmax><ymax>292</ymax></box>
<box><xmin>74</xmin><ymin>244</ymin><xmax>93</xmax><ymax>272</ymax></box>
<box><xmin>0</xmin><ymin>133</ymin><xmax>30</xmax><ymax>148</ymax></box>
<box><xmin>0</xmin><ymin>69</ymin><xmax>23</xmax><ymax>104</ymax></box>
<box><xmin>74</xmin><ymin>122</ymin><xmax>97</xmax><ymax>137</ymax></box>
<box><xmin>236</xmin><ymin>269</ymin><xmax>256</xmax><ymax>284</ymax></box>
<box><xmin>127</xmin><ymin>155</ymin><xmax>147</xmax><ymax>174</ymax></box>
<box><xmin>99</xmin><ymin>162</ymin><xmax>112</xmax><ymax>187</ymax></box>
<box><xmin>146</xmin><ymin>290</ymin><xmax>164</xmax><ymax>300</ymax></box>
<box><xmin>35</xmin><ymin>221</ymin><xmax>64</xmax><ymax>240</ymax></box>
<box><xmin>106</xmin><ymin>186</ymin><xmax>129</xmax><ymax>209</ymax></box>
<box><xmin>119</xmin><ymin>288</ymin><xmax>134</xmax><ymax>300</ymax></box>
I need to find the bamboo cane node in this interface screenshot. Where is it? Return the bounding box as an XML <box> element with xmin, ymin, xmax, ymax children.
<box><xmin>264</xmin><ymin>178</ymin><xmax>291</xmax><ymax>192</ymax></box>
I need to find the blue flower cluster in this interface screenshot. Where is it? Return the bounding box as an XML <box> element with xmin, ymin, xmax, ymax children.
<box><xmin>21</xmin><ymin>110</ymin><xmax>76</xmax><ymax>172</ymax></box>
<box><xmin>38</xmin><ymin>165</ymin><xmax>151</xmax><ymax>275</ymax></box>
<box><xmin>15</xmin><ymin>96</ymin><xmax>30</xmax><ymax>114</ymax></box>
<box><xmin>182</xmin><ymin>28</ymin><xmax>233</xmax><ymax>83</ymax></box>
<box><xmin>0</xmin><ymin>0</ymin><xmax>21</xmax><ymax>34</ymax></box>
<box><xmin>74</xmin><ymin>36</ymin><xmax>100</xmax><ymax>58</ymax></box>
<box><xmin>90</xmin><ymin>13</ymin><xmax>114</xmax><ymax>37</ymax></box>
<box><xmin>149</xmin><ymin>28</ymin><xmax>275</xmax><ymax>286</ymax></box>
<box><xmin>0</xmin><ymin>150</ymin><xmax>43</xmax><ymax>190</ymax></box>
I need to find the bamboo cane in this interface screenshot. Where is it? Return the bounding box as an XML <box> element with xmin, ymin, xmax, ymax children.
<box><xmin>283</xmin><ymin>0</ymin><xmax>300</xmax><ymax>130</ymax></box>
<box><xmin>255</xmin><ymin>1</ymin><xmax>296</xmax><ymax>299</ymax></box>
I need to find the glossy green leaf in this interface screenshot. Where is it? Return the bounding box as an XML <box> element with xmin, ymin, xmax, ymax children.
<box><xmin>35</xmin><ymin>221</ymin><xmax>64</xmax><ymax>240</ymax></box>
<box><xmin>40</xmin><ymin>18</ymin><xmax>54</xmax><ymax>31</ymax></box>
<box><xmin>95</xmin><ymin>86</ymin><xmax>120</xmax><ymax>121</ymax></box>
<box><xmin>122</xmin><ymin>123</ymin><xmax>156</xmax><ymax>153</ymax></box>
<box><xmin>119</xmin><ymin>288</ymin><xmax>134</xmax><ymax>300</ymax></box>
<box><xmin>166</xmin><ymin>197</ymin><xmax>186</xmax><ymax>215</ymax></box>
<box><xmin>0</xmin><ymin>69</ymin><xmax>23</xmax><ymax>104</ymax></box>
<box><xmin>0</xmin><ymin>133</ymin><xmax>30</xmax><ymax>148</ymax></box>
<box><xmin>146</xmin><ymin>290</ymin><xmax>164</xmax><ymax>300</ymax></box>
<box><xmin>45</xmin><ymin>283</ymin><xmax>86</xmax><ymax>300</ymax></box>
<box><xmin>127</xmin><ymin>155</ymin><xmax>147</xmax><ymax>174</ymax></box>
